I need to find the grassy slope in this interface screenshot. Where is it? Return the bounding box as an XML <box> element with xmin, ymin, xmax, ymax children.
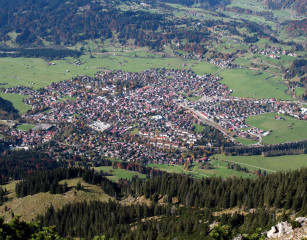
<box><xmin>0</xmin><ymin>178</ymin><xmax>113</xmax><ymax>222</ymax></box>
<box><xmin>246</xmin><ymin>112</ymin><xmax>307</xmax><ymax>144</ymax></box>
<box><xmin>213</xmin><ymin>154</ymin><xmax>307</xmax><ymax>172</ymax></box>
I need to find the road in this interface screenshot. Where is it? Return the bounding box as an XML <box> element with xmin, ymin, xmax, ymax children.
<box><xmin>179</xmin><ymin>102</ymin><xmax>239</xmax><ymax>144</ymax></box>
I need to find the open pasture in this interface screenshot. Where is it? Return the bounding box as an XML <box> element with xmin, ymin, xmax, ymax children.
<box><xmin>219</xmin><ymin>69</ymin><xmax>293</xmax><ymax>100</ymax></box>
<box><xmin>213</xmin><ymin>154</ymin><xmax>307</xmax><ymax>172</ymax></box>
<box><xmin>0</xmin><ymin>55</ymin><xmax>219</xmax><ymax>90</ymax></box>
<box><xmin>246</xmin><ymin>112</ymin><xmax>307</xmax><ymax>144</ymax></box>
<box><xmin>0</xmin><ymin>93</ymin><xmax>31</xmax><ymax>115</ymax></box>
<box><xmin>147</xmin><ymin>162</ymin><xmax>254</xmax><ymax>179</ymax></box>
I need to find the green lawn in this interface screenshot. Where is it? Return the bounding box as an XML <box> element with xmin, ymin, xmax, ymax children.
<box><xmin>16</xmin><ymin>124</ymin><xmax>35</xmax><ymax>131</ymax></box>
<box><xmin>193</xmin><ymin>123</ymin><xmax>204</xmax><ymax>133</ymax></box>
<box><xmin>0</xmin><ymin>93</ymin><xmax>31</xmax><ymax>115</ymax></box>
<box><xmin>219</xmin><ymin>69</ymin><xmax>293</xmax><ymax>100</ymax></box>
<box><xmin>130</xmin><ymin>128</ymin><xmax>140</xmax><ymax>134</ymax></box>
<box><xmin>187</xmin><ymin>96</ymin><xmax>202</xmax><ymax>101</ymax></box>
<box><xmin>213</xmin><ymin>154</ymin><xmax>307</xmax><ymax>172</ymax></box>
<box><xmin>246</xmin><ymin>112</ymin><xmax>307</xmax><ymax>144</ymax></box>
<box><xmin>61</xmin><ymin>95</ymin><xmax>77</xmax><ymax>101</ymax></box>
<box><xmin>94</xmin><ymin>166</ymin><xmax>147</xmax><ymax>181</ymax></box>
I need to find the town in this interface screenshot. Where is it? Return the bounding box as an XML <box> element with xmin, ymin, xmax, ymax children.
<box><xmin>1</xmin><ymin>68</ymin><xmax>306</xmax><ymax>165</ymax></box>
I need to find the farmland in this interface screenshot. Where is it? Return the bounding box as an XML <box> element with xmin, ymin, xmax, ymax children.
<box><xmin>246</xmin><ymin>112</ymin><xmax>307</xmax><ymax>144</ymax></box>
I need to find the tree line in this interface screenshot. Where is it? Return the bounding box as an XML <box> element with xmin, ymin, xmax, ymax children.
<box><xmin>15</xmin><ymin>166</ymin><xmax>307</xmax><ymax>214</ymax></box>
<box><xmin>128</xmin><ymin>168</ymin><xmax>307</xmax><ymax>212</ymax></box>
<box><xmin>15</xmin><ymin>168</ymin><xmax>120</xmax><ymax>198</ymax></box>
<box><xmin>0</xmin><ymin>47</ymin><xmax>82</xmax><ymax>60</ymax></box>
<box><xmin>38</xmin><ymin>198</ymin><xmax>293</xmax><ymax>239</ymax></box>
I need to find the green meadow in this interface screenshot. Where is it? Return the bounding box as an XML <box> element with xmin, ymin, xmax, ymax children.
<box><xmin>0</xmin><ymin>55</ymin><xmax>219</xmax><ymax>90</ymax></box>
<box><xmin>234</xmin><ymin>136</ymin><xmax>258</xmax><ymax>145</ymax></box>
<box><xmin>213</xmin><ymin>154</ymin><xmax>307</xmax><ymax>172</ymax></box>
<box><xmin>246</xmin><ymin>112</ymin><xmax>307</xmax><ymax>144</ymax></box>
<box><xmin>147</xmin><ymin>162</ymin><xmax>254</xmax><ymax>179</ymax></box>
<box><xmin>94</xmin><ymin>166</ymin><xmax>147</xmax><ymax>181</ymax></box>
<box><xmin>0</xmin><ymin>93</ymin><xmax>31</xmax><ymax>115</ymax></box>
<box><xmin>16</xmin><ymin>124</ymin><xmax>35</xmax><ymax>131</ymax></box>
<box><xmin>219</xmin><ymin>69</ymin><xmax>293</xmax><ymax>100</ymax></box>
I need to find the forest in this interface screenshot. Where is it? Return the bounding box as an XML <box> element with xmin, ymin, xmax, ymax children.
<box><xmin>28</xmin><ymin>167</ymin><xmax>306</xmax><ymax>239</ymax></box>
<box><xmin>0</xmin><ymin>47</ymin><xmax>82</xmax><ymax>60</ymax></box>
<box><xmin>12</xmin><ymin>166</ymin><xmax>307</xmax><ymax>214</ymax></box>
<box><xmin>0</xmin><ymin>150</ymin><xmax>66</xmax><ymax>184</ymax></box>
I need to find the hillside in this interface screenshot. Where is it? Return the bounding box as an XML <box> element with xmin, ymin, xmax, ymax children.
<box><xmin>0</xmin><ymin>178</ymin><xmax>112</xmax><ymax>222</ymax></box>
<box><xmin>264</xmin><ymin>0</ymin><xmax>307</xmax><ymax>15</ymax></box>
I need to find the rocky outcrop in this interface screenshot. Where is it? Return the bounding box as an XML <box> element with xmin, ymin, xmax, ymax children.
<box><xmin>266</xmin><ymin>217</ymin><xmax>307</xmax><ymax>239</ymax></box>
<box><xmin>267</xmin><ymin>221</ymin><xmax>293</xmax><ymax>238</ymax></box>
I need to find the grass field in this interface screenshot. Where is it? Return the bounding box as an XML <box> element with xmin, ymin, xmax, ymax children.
<box><xmin>130</xmin><ymin>128</ymin><xmax>140</xmax><ymax>134</ymax></box>
<box><xmin>16</xmin><ymin>124</ymin><xmax>35</xmax><ymax>131</ymax></box>
<box><xmin>246</xmin><ymin>112</ymin><xmax>307</xmax><ymax>144</ymax></box>
<box><xmin>193</xmin><ymin>123</ymin><xmax>204</xmax><ymax>133</ymax></box>
<box><xmin>294</xmin><ymin>87</ymin><xmax>305</xmax><ymax>98</ymax></box>
<box><xmin>234</xmin><ymin>136</ymin><xmax>258</xmax><ymax>145</ymax></box>
<box><xmin>147</xmin><ymin>162</ymin><xmax>254</xmax><ymax>179</ymax></box>
<box><xmin>219</xmin><ymin>69</ymin><xmax>293</xmax><ymax>100</ymax></box>
<box><xmin>0</xmin><ymin>93</ymin><xmax>31</xmax><ymax>115</ymax></box>
<box><xmin>0</xmin><ymin>55</ymin><xmax>219</xmax><ymax>90</ymax></box>
<box><xmin>95</xmin><ymin>166</ymin><xmax>147</xmax><ymax>181</ymax></box>
<box><xmin>213</xmin><ymin>154</ymin><xmax>307</xmax><ymax>172</ymax></box>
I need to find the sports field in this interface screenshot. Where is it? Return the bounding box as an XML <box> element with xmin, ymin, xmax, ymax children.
<box><xmin>213</xmin><ymin>154</ymin><xmax>307</xmax><ymax>172</ymax></box>
<box><xmin>16</xmin><ymin>124</ymin><xmax>35</xmax><ymax>131</ymax></box>
<box><xmin>246</xmin><ymin>112</ymin><xmax>307</xmax><ymax>144</ymax></box>
<box><xmin>219</xmin><ymin>69</ymin><xmax>293</xmax><ymax>100</ymax></box>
